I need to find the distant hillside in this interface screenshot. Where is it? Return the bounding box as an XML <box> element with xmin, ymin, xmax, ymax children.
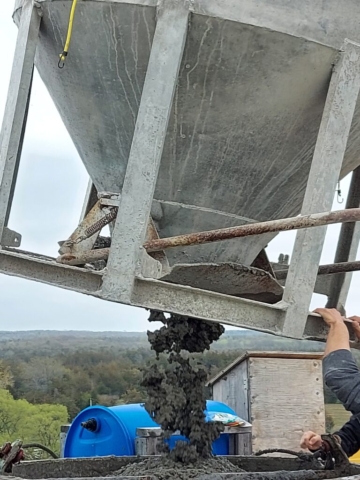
<box><xmin>0</xmin><ymin>328</ymin><xmax>327</xmax><ymax>359</ymax></box>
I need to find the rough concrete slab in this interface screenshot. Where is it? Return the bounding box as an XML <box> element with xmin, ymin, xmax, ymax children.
<box><xmin>12</xmin><ymin>457</ymin><xmax>142</xmax><ymax>479</ymax></box>
<box><xmin>2</xmin><ymin>476</ymin><xmax>151</xmax><ymax>480</ymax></box>
<box><xmin>5</xmin><ymin>472</ymin><xmax>360</xmax><ymax>480</ymax></box>
<box><xmin>161</xmin><ymin>263</ymin><xmax>283</xmax><ymax>304</ymax></box>
<box><xmin>10</xmin><ymin>456</ymin><xmax>322</xmax><ymax>479</ymax></box>
<box><xmin>197</xmin><ymin>472</ymin><xmax>317</xmax><ymax>479</ymax></box>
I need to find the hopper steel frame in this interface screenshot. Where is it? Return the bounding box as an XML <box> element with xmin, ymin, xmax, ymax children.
<box><xmin>1</xmin><ymin>0</ymin><xmax>360</xmax><ymax>341</ymax></box>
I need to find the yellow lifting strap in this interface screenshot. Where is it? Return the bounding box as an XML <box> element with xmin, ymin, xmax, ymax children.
<box><xmin>58</xmin><ymin>0</ymin><xmax>78</xmax><ymax>68</ymax></box>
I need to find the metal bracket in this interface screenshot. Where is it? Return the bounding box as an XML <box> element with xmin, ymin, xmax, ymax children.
<box><xmin>1</xmin><ymin>227</ymin><xmax>22</xmax><ymax>248</ymax></box>
<box><xmin>59</xmin><ymin>199</ymin><xmax>115</xmax><ymax>255</ymax></box>
<box><xmin>58</xmin><ymin>194</ymin><xmax>169</xmax><ymax>275</ymax></box>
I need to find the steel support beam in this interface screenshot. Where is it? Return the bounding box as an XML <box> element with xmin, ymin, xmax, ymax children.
<box><xmin>101</xmin><ymin>0</ymin><xmax>189</xmax><ymax>302</ymax></box>
<box><xmin>132</xmin><ymin>278</ymin><xmax>287</xmax><ymax>334</ymax></box>
<box><xmin>0</xmin><ymin>0</ymin><xmax>41</xmax><ymax>243</ymax></box>
<box><xmin>0</xmin><ymin>247</ymin><xmax>345</xmax><ymax>341</ymax></box>
<box><xmin>282</xmin><ymin>40</ymin><xmax>360</xmax><ymax>338</ymax></box>
<box><xmin>326</xmin><ymin>166</ymin><xmax>360</xmax><ymax>312</ymax></box>
<box><xmin>334</xmin><ymin>222</ymin><xmax>360</xmax><ymax>313</ymax></box>
<box><xmin>0</xmin><ymin>249</ymin><xmax>102</xmax><ymax>294</ymax></box>
<box><xmin>131</xmin><ymin>277</ymin><xmax>349</xmax><ymax>342</ymax></box>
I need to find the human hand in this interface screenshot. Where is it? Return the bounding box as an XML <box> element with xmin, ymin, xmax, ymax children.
<box><xmin>349</xmin><ymin>316</ymin><xmax>360</xmax><ymax>341</ymax></box>
<box><xmin>300</xmin><ymin>431</ymin><xmax>322</xmax><ymax>451</ymax></box>
<box><xmin>313</xmin><ymin>308</ymin><xmax>344</xmax><ymax>327</ymax></box>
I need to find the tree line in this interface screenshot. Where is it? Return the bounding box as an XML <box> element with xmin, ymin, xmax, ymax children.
<box><xmin>0</xmin><ymin>329</ymin><xmax>354</xmax><ymax>454</ymax></box>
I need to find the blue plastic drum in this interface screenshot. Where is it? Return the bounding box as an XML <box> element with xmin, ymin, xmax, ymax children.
<box><xmin>64</xmin><ymin>400</ymin><xmax>237</xmax><ymax>457</ymax></box>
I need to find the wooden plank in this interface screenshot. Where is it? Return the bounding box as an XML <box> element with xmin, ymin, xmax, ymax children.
<box><xmin>249</xmin><ymin>357</ymin><xmax>325</xmax><ymax>453</ymax></box>
<box><xmin>211</xmin><ymin>360</ymin><xmax>249</xmax><ymax>421</ymax></box>
<box><xmin>246</xmin><ymin>352</ymin><xmax>324</xmax><ymax>360</ymax></box>
<box><xmin>207</xmin><ymin>351</ymin><xmax>324</xmax><ymax>386</ymax></box>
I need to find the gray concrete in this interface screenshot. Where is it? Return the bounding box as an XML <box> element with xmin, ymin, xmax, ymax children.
<box><xmin>6</xmin><ymin>472</ymin><xmax>360</xmax><ymax>480</ymax></box>
<box><xmin>0</xmin><ymin>0</ymin><xmax>41</xmax><ymax>244</ymax></box>
<box><xmin>161</xmin><ymin>263</ymin><xmax>283</xmax><ymax>303</ymax></box>
<box><xmin>13</xmin><ymin>454</ymin><xmax>360</xmax><ymax>479</ymax></box>
<box><xmin>12</xmin><ymin>457</ymin><xmax>143</xmax><ymax>479</ymax></box>
<box><xmin>9</xmin><ymin>455</ymin><xmax>322</xmax><ymax>478</ymax></box>
<box><xmin>102</xmin><ymin>0</ymin><xmax>189</xmax><ymax>302</ymax></box>
<box><xmin>282</xmin><ymin>40</ymin><xmax>360</xmax><ymax>338</ymax></box>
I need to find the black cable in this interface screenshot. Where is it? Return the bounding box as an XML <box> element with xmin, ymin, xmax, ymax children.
<box><xmin>22</xmin><ymin>443</ymin><xmax>58</xmax><ymax>459</ymax></box>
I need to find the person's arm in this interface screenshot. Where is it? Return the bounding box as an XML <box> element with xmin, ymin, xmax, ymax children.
<box><xmin>301</xmin><ymin>417</ymin><xmax>360</xmax><ymax>458</ymax></box>
<box><xmin>300</xmin><ymin>309</ymin><xmax>360</xmax><ymax>454</ymax></box>
<box><xmin>335</xmin><ymin>415</ymin><xmax>360</xmax><ymax>457</ymax></box>
<box><xmin>323</xmin><ymin>349</ymin><xmax>360</xmax><ymax>415</ymax></box>
<box><xmin>313</xmin><ymin>308</ymin><xmax>350</xmax><ymax>357</ymax></box>
<box><xmin>313</xmin><ymin>309</ymin><xmax>360</xmax><ymax>414</ymax></box>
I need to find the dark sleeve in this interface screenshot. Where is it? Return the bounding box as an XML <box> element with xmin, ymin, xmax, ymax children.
<box><xmin>335</xmin><ymin>415</ymin><xmax>360</xmax><ymax>457</ymax></box>
<box><xmin>323</xmin><ymin>349</ymin><xmax>360</xmax><ymax>415</ymax></box>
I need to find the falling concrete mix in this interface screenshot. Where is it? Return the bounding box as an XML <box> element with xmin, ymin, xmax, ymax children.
<box><xmin>114</xmin><ymin>311</ymin><xmax>243</xmax><ymax>478</ymax></box>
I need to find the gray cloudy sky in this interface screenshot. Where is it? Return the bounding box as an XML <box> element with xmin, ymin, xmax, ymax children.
<box><xmin>0</xmin><ymin>2</ymin><xmax>359</xmax><ymax>331</ymax></box>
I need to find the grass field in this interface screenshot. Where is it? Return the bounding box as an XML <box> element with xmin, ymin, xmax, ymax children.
<box><xmin>325</xmin><ymin>404</ymin><xmax>360</xmax><ymax>463</ymax></box>
<box><xmin>325</xmin><ymin>403</ymin><xmax>351</xmax><ymax>432</ymax></box>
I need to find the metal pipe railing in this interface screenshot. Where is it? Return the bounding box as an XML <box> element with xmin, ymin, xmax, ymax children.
<box><xmin>57</xmin><ymin>208</ymin><xmax>360</xmax><ymax>266</ymax></box>
<box><xmin>143</xmin><ymin>208</ymin><xmax>360</xmax><ymax>253</ymax></box>
<box><xmin>275</xmin><ymin>260</ymin><xmax>360</xmax><ymax>280</ymax></box>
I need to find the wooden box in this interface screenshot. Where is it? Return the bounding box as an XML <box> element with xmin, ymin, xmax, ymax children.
<box><xmin>207</xmin><ymin>351</ymin><xmax>325</xmax><ymax>453</ymax></box>
<box><xmin>135</xmin><ymin>424</ymin><xmax>253</xmax><ymax>456</ymax></box>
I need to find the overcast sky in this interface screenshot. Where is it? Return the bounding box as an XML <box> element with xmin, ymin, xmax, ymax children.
<box><xmin>0</xmin><ymin>2</ymin><xmax>359</xmax><ymax>331</ymax></box>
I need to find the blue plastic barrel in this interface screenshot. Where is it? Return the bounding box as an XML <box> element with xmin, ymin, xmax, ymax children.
<box><xmin>64</xmin><ymin>400</ymin><xmax>237</xmax><ymax>458</ymax></box>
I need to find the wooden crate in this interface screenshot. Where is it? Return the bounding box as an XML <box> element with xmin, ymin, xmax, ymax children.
<box><xmin>135</xmin><ymin>425</ymin><xmax>253</xmax><ymax>456</ymax></box>
<box><xmin>208</xmin><ymin>351</ymin><xmax>325</xmax><ymax>453</ymax></box>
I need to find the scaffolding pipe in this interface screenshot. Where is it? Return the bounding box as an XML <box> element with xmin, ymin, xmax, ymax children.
<box><xmin>275</xmin><ymin>260</ymin><xmax>360</xmax><ymax>280</ymax></box>
<box><xmin>57</xmin><ymin>208</ymin><xmax>360</xmax><ymax>265</ymax></box>
<box><xmin>144</xmin><ymin>208</ymin><xmax>360</xmax><ymax>253</ymax></box>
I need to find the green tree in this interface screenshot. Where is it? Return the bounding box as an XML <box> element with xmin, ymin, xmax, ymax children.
<box><xmin>118</xmin><ymin>387</ymin><xmax>145</xmax><ymax>404</ymax></box>
<box><xmin>0</xmin><ymin>389</ymin><xmax>68</xmax><ymax>455</ymax></box>
<box><xmin>0</xmin><ymin>361</ymin><xmax>13</xmax><ymax>389</ymax></box>
<box><xmin>23</xmin><ymin>404</ymin><xmax>68</xmax><ymax>451</ymax></box>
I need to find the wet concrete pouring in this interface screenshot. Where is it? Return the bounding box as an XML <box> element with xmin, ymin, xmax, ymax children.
<box><xmin>113</xmin><ymin>311</ymin><xmax>240</xmax><ymax>479</ymax></box>
<box><xmin>111</xmin><ymin>312</ymin><xmax>358</xmax><ymax>480</ymax></box>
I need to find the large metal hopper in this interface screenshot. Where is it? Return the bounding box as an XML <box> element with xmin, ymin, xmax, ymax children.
<box><xmin>12</xmin><ymin>0</ymin><xmax>360</xmax><ymax>267</ymax></box>
<box><xmin>2</xmin><ymin>0</ymin><xmax>360</xmax><ymax>339</ymax></box>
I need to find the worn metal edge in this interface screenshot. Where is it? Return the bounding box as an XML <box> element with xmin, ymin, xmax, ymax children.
<box><xmin>0</xmin><ymin>248</ymin><xmax>333</xmax><ymax>342</ymax></box>
<box><xmin>0</xmin><ymin>249</ymin><xmax>102</xmax><ymax>294</ymax></box>
<box><xmin>131</xmin><ymin>277</ymin><xmax>287</xmax><ymax>333</ymax></box>
<box><xmin>12</xmin><ymin>0</ymin><xmax>159</xmax><ymax>20</ymax></box>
